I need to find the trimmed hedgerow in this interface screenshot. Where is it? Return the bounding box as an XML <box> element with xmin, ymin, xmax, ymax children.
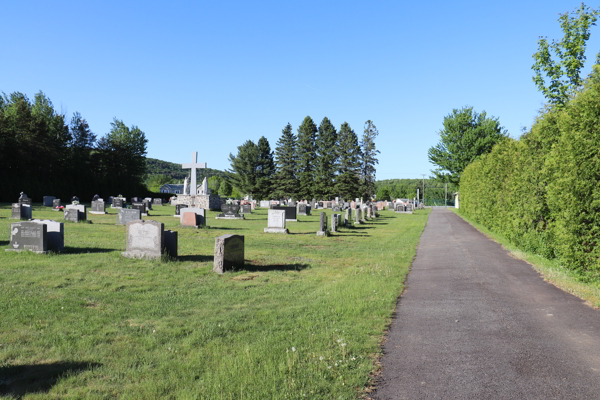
<box><xmin>460</xmin><ymin>68</ymin><xmax>600</xmax><ymax>279</ymax></box>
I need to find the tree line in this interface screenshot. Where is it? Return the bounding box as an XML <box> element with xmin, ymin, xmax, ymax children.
<box><xmin>375</xmin><ymin>179</ymin><xmax>458</xmax><ymax>205</ymax></box>
<box><xmin>227</xmin><ymin>117</ymin><xmax>379</xmax><ymax>201</ymax></box>
<box><xmin>457</xmin><ymin>4</ymin><xmax>600</xmax><ymax>280</ymax></box>
<box><xmin>0</xmin><ymin>91</ymin><xmax>148</xmax><ymax>202</ymax></box>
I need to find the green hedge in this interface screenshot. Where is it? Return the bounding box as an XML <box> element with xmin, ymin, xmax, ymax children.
<box><xmin>460</xmin><ymin>70</ymin><xmax>600</xmax><ymax>279</ymax></box>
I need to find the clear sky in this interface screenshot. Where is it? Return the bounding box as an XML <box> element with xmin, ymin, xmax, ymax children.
<box><xmin>3</xmin><ymin>1</ymin><xmax>599</xmax><ymax>180</ymax></box>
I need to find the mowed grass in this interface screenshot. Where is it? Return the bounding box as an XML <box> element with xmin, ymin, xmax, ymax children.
<box><xmin>0</xmin><ymin>203</ymin><xmax>429</xmax><ymax>399</ymax></box>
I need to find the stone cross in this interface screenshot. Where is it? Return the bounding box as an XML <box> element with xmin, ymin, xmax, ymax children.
<box><xmin>182</xmin><ymin>152</ymin><xmax>207</xmax><ymax>196</ymax></box>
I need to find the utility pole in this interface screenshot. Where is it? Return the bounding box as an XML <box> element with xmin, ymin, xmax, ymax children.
<box><xmin>421</xmin><ymin>174</ymin><xmax>426</xmax><ymax>206</ymax></box>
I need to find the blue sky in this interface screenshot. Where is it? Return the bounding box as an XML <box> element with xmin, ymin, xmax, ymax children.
<box><xmin>3</xmin><ymin>1</ymin><xmax>599</xmax><ymax>180</ymax></box>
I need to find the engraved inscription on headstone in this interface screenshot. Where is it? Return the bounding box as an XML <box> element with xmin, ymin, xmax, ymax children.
<box><xmin>6</xmin><ymin>222</ymin><xmax>47</xmax><ymax>253</ymax></box>
<box><xmin>122</xmin><ymin>220</ymin><xmax>164</xmax><ymax>260</ymax></box>
<box><xmin>30</xmin><ymin>219</ymin><xmax>64</xmax><ymax>252</ymax></box>
<box><xmin>264</xmin><ymin>209</ymin><xmax>288</xmax><ymax>233</ymax></box>
<box><xmin>117</xmin><ymin>208</ymin><xmax>141</xmax><ymax>225</ymax></box>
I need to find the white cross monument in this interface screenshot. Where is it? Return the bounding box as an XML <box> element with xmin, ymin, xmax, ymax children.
<box><xmin>182</xmin><ymin>152</ymin><xmax>207</xmax><ymax>196</ymax></box>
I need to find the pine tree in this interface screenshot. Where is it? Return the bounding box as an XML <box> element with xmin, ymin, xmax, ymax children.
<box><xmin>335</xmin><ymin>122</ymin><xmax>361</xmax><ymax>200</ymax></box>
<box><xmin>273</xmin><ymin>123</ymin><xmax>298</xmax><ymax>199</ymax></box>
<box><xmin>254</xmin><ymin>136</ymin><xmax>276</xmax><ymax>200</ymax></box>
<box><xmin>296</xmin><ymin>116</ymin><xmax>317</xmax><ymax>200</ymax></box>
<box><xmin>314</xmin><ymin>117</ymin><xmax>338</xmax><ymax>199</ymax></box>
<box><xmin>360</xmin><ymin>120</ymin><xmax>380</xmax><ymax>200</ymax></box>
<box><xmin>227</xmin><ymin>140</ymin><xmax>259</xmax><ymax>196</ymax></box>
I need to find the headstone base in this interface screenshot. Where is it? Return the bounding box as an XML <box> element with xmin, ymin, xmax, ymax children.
<box><xmin>264</xmin><ymin>227</ymin><xmax>288</xmax><ymax>234</ymax></box>
<box><xmin>89</xmin><ymin>211</ymin><xmax>107</xmax><ymax>215</ymax></box>
<box><xmin>216</xmin><ymin>215</ymin><xmax>245</xmax><ymax>220</ymax></box>
<box><xmin>395</xmin><ymin>211</ymin><xmax>413</xmax><ymax>214</ymax></box>
<box><xmin>121</xmin><ymin>250</ymin><xmax>161</xmax><ymax>260</ymax></box>
<box><xmin>316</xmin><ymin>231</ymin><xmax>329</xmax><ymax>237</ymax></box>
<box><xmin>285</xmin><ymin>219</ymin><xmax>297</xmax><ymax>222</ymax></box>
<box><xmin>5</xmin><ymin>249</ymin><xmax>47</xmax><ymax>254</ymax></box>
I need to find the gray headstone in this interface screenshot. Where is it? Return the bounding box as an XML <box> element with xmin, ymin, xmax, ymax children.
<box><xmin>117</xmin><ymin>208</ymin><xmax>141</xmax><ymax>225</ymax></box>
<box><xmin>64</xmin><ymin>208</ymin><xmax>81</xmax><ymax>223</ymax></box>
<box><xmin>65</xmin><ymin>204</ymin><xmax>86</xmax><ymax>221</ymax></box>
<box><xmin>30</xmin><ymin>219</ymin><xmax>64</xmax><ymax>252</ymax></box>
<box><xmin>213</xmin><ymin>234</ymin><xmax>244</xmax><ymax>274</ymax></box>
<box><xmin>217</xmin><ymin>204</ymin><xmax>244</xmax><ymax>219</ymax></box>
<box><xmin>175</xmin><ymin>204</ymin><xmax>188</xmax><ymax>216</ymax></box>
<box><xmin>52</xmin><ymin>199</ymin><xmax>61</xmax><ymax>209</ymax></box>
<box><xmin>6</xmin><ymin>222</ymin><xmax>47</xmax><ymax>253</ymax></box>
<box><xmin>331</xmin><ymin>213</ymin><xmax>338</xmax><ymax>233</ymax></box>
<box><xmin>132</xmin><ymin>202</ymin><xmax>146</xmax><ymax>216</ymax></box>
<box><xmin>153</xmin><ymin>198</ymin><xmax>163</xmax><ymax>206</ymax></box>
<box><xmin>91</xmin><ymin>200</ymin><xmax>106</xmax><ymax>214</ymax></box>
<box><xmin>11</xmin><ymin>203</ymin><xmax>32</xmax><ymax>220</ymax></box>
<box><xmin>260</xmin><ymin>200</ymin><xmax>270</xmax><ymax>209</ymax></box>
<box><xmin>317</xmin><ymin>212</ymin><xmax>328</xmax><ymax>236</ymax></box>
<box><xmin>112</xmin><ymin>198</ymin><xmax>125</xmax><ymax>208</ymax></box>
<box><xmin>122</xmin><ymin>220</ymin><xmax>164</xmax><ymax>260</ymax></box>
<box><xmin>355</xmin><ymin>208</ymin><xmax>361</xmax><ymax>224</ymax></box>
<box><xmin>240</xmin><ymin>204</ymin><xmax>252</xmax><ymax>214</ymax></box>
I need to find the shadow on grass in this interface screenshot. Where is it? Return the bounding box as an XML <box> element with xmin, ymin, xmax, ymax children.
<box><xmin>0</xmin><ymin>361</ymin><xmax>101</xmax><ymax>397</ymax></box>
<box><xmin>241</xmin><ymin>262</ymin><xmax>310</xmax><ymax>272</ymax></box>
<box><xmin>334</xmin><ymin>233</ymin><xmax>369</xmax><ymax>237</ymax></box>
<box><xmin>207</xmin><ymin>227</ymin><xmax>247</xmax><ymax>231</ymax></box>
<box><xmin>178</xmin><ymin>255</ymin><xmax>214</xmax><ymax>263</ymax></box>
<box><xmin>288</xmin><ymin>231</ymin><xmax>317</xmax><ymax>235</ymax></box>
<box><xmin>65</xmin><ymin>247</ymin><xmax>117</xmax><ymax>254</ymax></box>
<box><xmin>349</xmin><ymin>225</ymin><xmax>374</xmax><ymax>230</ymax></box>
<box><xmin>0</xmin><ymin>240</ymin><xmax>8</xmax><ymax>246</ymax></box>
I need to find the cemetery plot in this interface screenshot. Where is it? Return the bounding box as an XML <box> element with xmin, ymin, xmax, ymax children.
<box><xmin>0</xmin><ymin>205</ymin><xmax>429</xmax><ymax>399</ymax></box>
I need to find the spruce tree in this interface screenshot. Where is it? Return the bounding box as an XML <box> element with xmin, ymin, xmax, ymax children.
<box><xmin>314</xmin><ymin>117</ymin><xmax>338</xmax><ymax>199</ymax></box>
<box><xmin>360</xmin><ymin>120</ymin><xmax>380</xmax><ymax>200</ymax></box>
<box><xmin>273</xmin><ymin>123</ymin><xmax>298</xmax><ymax>199</ymax></box>
<box><xmin>296</xmin><ymin>116</ymin><xmax>317</xmax><ymax>200</ymax></box>
<box><xmin>336</xmin><ymin>122</ymin><xmax>361</xmax><ymax>200</ymax></box>
<box><xmin>227</xmin><ymin>140</ymin><xmax>259</xmax><ymax>196</ymax></box>
<box><xmin>254</xmin><ymin>136</ymin><xmax>276</xmax><ymax>200</ymax></box>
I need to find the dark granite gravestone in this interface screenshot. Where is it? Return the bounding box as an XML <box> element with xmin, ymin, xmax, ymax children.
<box><xmin>132</xmin><ymin>202</ymin><xmax>146</xmax><ymax>216</ymax></box>
<box><xmin>406</xmin><ymin>203</ymin><xmax>413</xmax><ymax>212</ymax></box>
<box><xmin>395</xmin><ymin>204</ymin><xmax>406</xmax><ymax>212</ymax></box>
<box><xmin>52</xmin><ymin>199</ymin><xmax>61</xmax><ymax>210</ymax></box>
<box><xmin>213</xmin><ymin>234</ymin><xmax>244</xmax><ymax>274</ymax></box>
<box><xmin>332</xmin><ymin>205</ymin><xmax>341</xmax><ymax>212</ymax></box>
<box><xmin>11</xmin><ymin>203</ymin><xmax>32</xmax><ymax>220</ymax></box>
<box><xmin>112</xmin><ymin>198</ymin><xmax>125</xmax><ymax>208</ymax></box>
<box><xmin>143</xmin><ymin>199</ymin><xmax>152</xmax><ymax>211</ymax></box>
<box><xmin>318</xmin><ymin>202</ymin><xmax>323</xmax><ymax>208</ymax></box>
<box><xmin>240</xmin><ymin>204</ymin><xmax>252</xmax><ymax>214</ymax></box>
<box><xmin>18</xmin><ymin>192</ymin><xmax>32</xmax><ymax>206</ymax></box>
<box><xmin>117</xmin><ymin>208</ymin><xmax>141</xmax><ymax>225</ymax></box>
<box><xmin>43</xmin><ymin>196</ymin><xmax>55</xmax><ymax>207</ymax></box>
<box><xmin>175</xmin><ymin>204</ymin><xmax>188</xmax><ymax>216</ymax></box>
<box><xmin>272</xmin><ymin>205</ymin><xmax>297</xmax><ymax>221</ymax></box>
<box><xmin>317</xmin><ymin>212</ymin><xmax>328</xmax><ymax>236</ymax></box>
<box><xmin>131</xmin><ymin>197</ymin><xmax>141</xmax><ymax>203</ymax></box>
<box><xmin>6</xmin><ymin>222</ymin><xmax>47</xmax><ymax>253</ymax></box>
<box><xmin>216</xmin><ymin>204</ymin><xmax>244</xmax><ymax>219</ymax></box>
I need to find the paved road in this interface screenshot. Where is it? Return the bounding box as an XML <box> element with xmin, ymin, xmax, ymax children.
<box><xmin>372</xmin><ymin>209</ymin><xmax>600</xmax><ymax>400</ymax></box>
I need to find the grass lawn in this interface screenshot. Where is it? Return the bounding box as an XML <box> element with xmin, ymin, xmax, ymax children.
<box><xmin>0</xmin><ymin>204</ymin><xmax>429</xmax><ymax>399</ymax></box>
<box><xmin>453</xmin><ymin>209</ymin><xmax>600</xmax><ymax>309</ymax></box>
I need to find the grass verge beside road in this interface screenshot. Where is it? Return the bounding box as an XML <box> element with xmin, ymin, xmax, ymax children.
<box><xmin>0</xmin><ymin>204</ymin><xmax>429</xmax><ymax>399</ymax></box>
<box><xmin>453</xmin><ymin>209</ymin><xmax>600</xmax><ymax>309</ymax></box>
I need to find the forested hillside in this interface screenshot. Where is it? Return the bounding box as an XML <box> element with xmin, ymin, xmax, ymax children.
<box><xmin>146</xmin><ymin>158</ymin><xmax>227</xmax><ymax>181</ymax></box>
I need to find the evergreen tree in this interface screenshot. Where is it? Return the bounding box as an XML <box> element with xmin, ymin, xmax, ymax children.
<box><xmin>295</xmin><ymin>116</ymin><xmax>317</xmax><ymax>200</ymax></box>
<box><xmin>273</xmin><ymin>123</ymin><xmax>298</xmax><ymax>199</ymax></box>
<box><xmin>335</xmin><ymin>122</ymin><xmax>361</xmax><ymax>200</ymax></box>
<box><xmin>314</xmin><ymin>117</ymin><xmax>338</xmax><ymax>199</ymax></box>
<box><xmin>227</xmin><ymin>140</ymin><xmax>259</xmax><ymax>196</ymax></box>
<box><xmin>254</xmin><ymin>136</ymin><xmax>276</xmax><ymax>200</ymax></box>
<box><xmin>360</xmin><ymin>120</ymin><xmax>380</xmax><ymax>200</ymax></box>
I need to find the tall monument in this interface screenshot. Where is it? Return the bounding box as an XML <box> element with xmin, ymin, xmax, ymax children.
<box><xmin>182</xmin><ymin>152</ymin><xmax>207</xmax><ymax>195</ymax></box>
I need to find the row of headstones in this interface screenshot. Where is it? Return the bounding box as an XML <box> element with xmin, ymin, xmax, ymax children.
<box><xmin>264</xmin><ymin>205</ymin><xmax>379</xmax><ymax>235</ymax></box>
<box><xmin>5</xmin><ymin>218</ymin><xmax>242</xmax><ymax>275</ymax></box>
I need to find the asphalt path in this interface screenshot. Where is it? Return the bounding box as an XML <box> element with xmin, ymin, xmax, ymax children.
<box><xmin>372</xmin><ymin>208</ymin><xmax>600</xmax><ymax>400</ymax></box>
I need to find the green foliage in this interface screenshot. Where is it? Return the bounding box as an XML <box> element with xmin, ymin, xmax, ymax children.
<box><xmin>335</xmin><ymin>122</ymin><xmax>361</xmax><ymax>200</ymax></box>
<box><xmin>219</xmin><ymin>180</ymin><xmax>233</xmax><ymax>196</ymax></box>
<box><xmin>296</xmin><ymin>116</ymin><xmax>318</xmax><ymax>199</ymax></box>
<box><xmin>376</xmin><ymin>178</ymin><xmax>457</xmax><ymax>205</ymax></box>
<box><xmin>314</xmin><ymin>117</ymin><xmax>338</xmax><ymax>199</ymax></box>
<box><xmin>273</xmin><ymin>123</ymin><xmax>298</xmax><ymax>199</ymax></box>
<box><xmin>146</xmin><ymin>174</ymin><xmax>172</xmax><ymax>192</ymax></box>
<box><xmin>532</xmin><ymin>3</ymin><xmax>600</xmax><ymax>105</ymax></box>
<box><xmin>146</xmin><ymin>158</ymin><xmax>226</xmax><ymax>181</ymax></box>
<box><xmin>254</xmin><ymin>136</ymin><xmax>276</xmax><ymax>200</ymax></box>
<box><xmin>207</xmin><ymin>175</ymin><xmax>222</xmax><ymax>195</ymax></box>
<box><xmin>461</xmin><ymin>74</ymin><xmax>600</xmax><ymax>279</ymax></box>
<box><xmin>227</xmin><ymin>140</ymin><xmax>259</xmax><ymax>196</ymax></box>
<box><xmin>360</xmin><ymin>120</ymin><xmax>380</xmax><ymax>199</ymax></box>
<box><xmin>428</xmin><ymin>106</ymin><xmax>508</xmax><ymax>185</ymax></box>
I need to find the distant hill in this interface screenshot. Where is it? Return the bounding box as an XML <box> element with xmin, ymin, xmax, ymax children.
<box><xmin>146</xmin><ymin>158</ymin><xmax>228</xmax><ymax>182</ymax></box>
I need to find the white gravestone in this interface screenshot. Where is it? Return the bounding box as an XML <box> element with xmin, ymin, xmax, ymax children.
<box><xmin>264</xmin><ymin>209</ymin><xmax>288</xmax><ymax>234</ymax></box>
